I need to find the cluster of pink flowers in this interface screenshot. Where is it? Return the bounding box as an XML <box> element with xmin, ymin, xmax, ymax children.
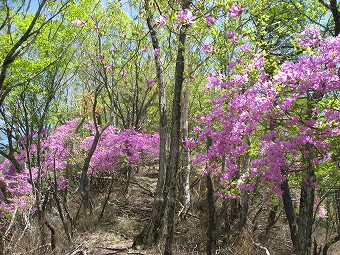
<box><xmin>205</xmin><ymin>15</ymin><xmax>217</xmax><ymax>24</ymax></box>
<box><xmin>72</xmin><ymin>19</ymin><xmax>86</xmax><ymax>26</ymax></box>
<box><xmin>147</xmin><ymin>78</ymin><xmax>156</xmax><ymax>88</ymax></box>
<box><xmin>82</xmin><ymin>125</ymin><xmax>159</xmax><ymax>174</ymax></box>
<box><xmin>156</xmin><ymin>15</ymin><xmax>167</xmax><ymax>26</ymax></box>
<box><xmin>0</xmin><ymin>119</ymin><xmax>159</xmax><ymax>216</ymax></box>
<box><xmin>105</xmin><ymin>64</ymin><xmax>113</xmax><ymax>71</ymax></box>
<box><xmin>192</xmin><ymin>29</ymin><xmax>340</xmax><ymax>200</ymax></box>
<box><xmin>153</xmin><ymin>48</ymin><xmax>160</xmax><ymax>55</ymax></box>
<box><xmin>120</xmin><ymin>70</ymin><xmax>128</xmax><ymax>77</ymax></box>
<box><xmin>202</xmin><ymin>42</ymin><xmax>216</xmax><ymax>54</ymax></box>
<box><xmin>176</xmin><ymin>9</ymin><xmax>195</xmax><ymax>25</ymax></box>
<box><xmin>228</xmin><ymin>3</ymin><xmax>243</xmax><ymax>17</ymax></box>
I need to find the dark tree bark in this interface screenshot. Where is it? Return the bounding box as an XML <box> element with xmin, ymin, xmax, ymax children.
<box><xmin>330</xmin><ymin>0</ymin><xmax>340</xmax><ymax>36</ymax></box>
<box><xmin>45</xmin><ymin>220</ymin><xmax>56</xmax><ymax>252</ymax></box>
<box><xmin>79</xmin><ymin>86</ymin><xmax>110</xmax><ymax>209</ymax></box>
<box><xmin>238</xmin><ymin>150</ymin><xmax>250</xmax><ymax>229</ymax></box>
<box><xmin>318</xmin><ymin>0</ymin><xmax>340</xmax><ymax>36</ymax></box>
<box><xmin>163</xmin><ymin>25</ymin><xmax>187</xmax><ymax>255</ymax></box>
<box><xmin>133</xmin><ymin>0</ymin><xmax>168</xmax><ymax>247</ymax></box>
<box><xmin>0</xmin><ymin>231</ymin><xmax>4</xmax><ymax>255</ymax></box>
<box><xmin>281</xmin><ymin>172</ymin><xmax>299</xmax><ymax>251</ymax></box>
<box><xmin>206</xmin><ymin>172</ymin><xmax>216</xmax><ymax>255</ymax></box>
<box><xmin>297</xmin><ymin>160</ymin><xmax>315</xmax><ymax>255</ymax></box>
<box><xmin>179</xmin><ymin>85</ymin><xmax>191</xmax><ymax>218</ymax></box>
<box><xmin>323</xmin><ymin>233</ymin><xmax>340</xmax><ymax>255</ymax></box>
<box><xmin>266</xmin><ymin>204</ymin><xmax>278</xmax><ymax>232</ymax></box>
<box><xmin>205</xmin><ymin>137</ymin><xmax>216</xmax><ymax>255</ymax></box>
<box><xmin>296</xmin><ymin>97</ymin><xmax>317</xmax><ymax>255</ymax></box>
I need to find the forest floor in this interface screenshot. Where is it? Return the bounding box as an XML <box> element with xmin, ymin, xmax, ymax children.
<box><xmin>8</xmin><ymin>165</ymin><xmax>340</xmax><ymax>255</ymax></box>
<box><xmin>62</xmin><ymin>166</ymin><xmax>290</xmax><ymax>255</ymax></box>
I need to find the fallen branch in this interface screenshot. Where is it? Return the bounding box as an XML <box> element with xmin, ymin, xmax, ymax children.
<box><xmin>127</xmin><ymin>250</ymin><xmax>148</xmax><ymax>255</ymax></box>
<box><xmin>251</xmin><ymin>239</ymin><xmax>270</xmax><ymax>255</ymax></box>
<box><xmin>96</xmin><ymin>246</ymin><xmax>128</xmax><ymax>252</ymax></box>
<box><xmin>67</xmin><ymin>244</ymin><xmax>88</xmax><ymax>255</ymax></box>
<box><xmin>96</xmin><ymin>246</ymin><xmax>148</xmax><ymax>255</ymax></box>
<box><xmin>69</xmin><ymin>249</ymin><xmax>87</xmax><ymax>255</ymax></box>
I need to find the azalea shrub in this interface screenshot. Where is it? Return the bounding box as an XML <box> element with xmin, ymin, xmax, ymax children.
<box><xmin>191</xmin><ymin>27</ymin><xmax>340</xmax><ymax>201</ymax></box>
<box><xmin>0</xmin><ymin>118</ymin><xmax>159</xmax><ymax>218</ymax></box>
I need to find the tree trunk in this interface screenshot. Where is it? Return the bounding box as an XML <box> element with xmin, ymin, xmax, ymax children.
<box><xmin>206</xmin><ymin>172</ymin><xmax>216</xmax><ymax>255</ymax></box>
<box><xmin>323</xmin><ymin>233</ymin><xmax>340</xmax><ymax>255</ymax></box>
<box><xmin>239</xmin><ymin>151</ymin><xmax>250</xmax><ymax>229</ymax></box>
<box><xmin>179</xmin><ymin>85</ymin><xmax>191</xmax><ymax>218</ymax></box>
<box><xmin>281</xmin><ymin>175</ymin><xmax>299</xmax><ymax>251</ymax></box>
<box><xmin>163</xmin><ymin>23</ymin><xmax>188</xmax><ymax>255</ymax></box>
<box><xmin>296</xmin><ymin>96</ymin><xmax>316</xmax><ymax>255</ymax></box>
<box><xmin>80</xmin><ymin>129</ymin><xmax>100</xmax><ymax>209</ymax></box>
<box><xmin>205</xmin><ymin>137</ymin><xmax>216</xmax><ymax>255</ymax></box>
<box><xmin>0</xmin><ymin>231</ymin><xmax>4</xmax><ymax>255</ymax></box>
<box><xmin>266</xmin><ymin>204</ymin><xmax>278</xmax><ymax>232</ymax></box>
<box><xmin>239</xmin><ymin>191</ymin><xmax>249</xmax><ymax>229</ymax></box>
<box><xmin>330</xmin><ymin>0</ymin><xmax>340</xmax><ymax>36</ymax></box>
<box><xmin>133</xmin><ymin>0</ymin><xmax>168</xmax><ymax>247</ymax></box>
<box><xmin>297</xmin><ymin>157</ymin><xmax>315</xmax><ymax>255</ymax></box>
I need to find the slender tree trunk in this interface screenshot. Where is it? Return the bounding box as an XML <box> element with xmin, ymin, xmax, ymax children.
<box><xmin>0</xmin><ymin>231</ymin><xmax>4</xmax><ymax>255</ymax></box>
<box><xmin>330</xmin><ymin>0</ymin><xmax>340</xmax><ymax>36</ymax></box>
<box><xmin>133</xmin><ymin>0</ymin><xmax>168</xmax><ymax>247</ymax></box>
<box><xmin>297</xmin><ymin>174</ymin><xmax>315</xmax><ymax>255</ymax></box>
<box><xmin>99</xmin><ymin>172</ymin><xmax>115</xmax><ymax>220</ymax></box>
<box><xmin>206</xmin><ymin>172</ymin><xmax>216</xmax><ymax>255</ymax></box>
<box><xmin>281</xmin><ymin>175</ymin><xmax>299</xmax><ymax>251</ymax></box>
<box><xmin>239</xmin><ymin>150</ymin><xmax>250</xmax><ymax>229</ymax></box>
<box><xmin>79</xmin><ymin>88</ymin><xmax>109</xmax><ymax>209</ymax></box>
<box><xmin>205</xmin><ymin>137</ymin><xmax>216</xmax><ymax>255</ymax></box>
<box><xmin>80</xmin><ymin>129</ymin><xmax>100</xmax><ymax>209</ymax></box>
<box><xmin>297</xmin><ymin>148</ymin><xmax>316</xmax><ymax>255</ymax></box>
<box><xmin>323</xmin><ymin>233</ymin><xmax>340</xmax><ymax>255</ymax></box>
<box><xmin>163</xmin><ymin>23</ymin><xmax>188</xmax><ymax>255</ymax></box>
<box><xmin>266</xmin><ymin>204</ymin><xmax>278</xmax><ymax>232</ymax></box>
<box><xmin>45</xmin><ymin>220</ymin><xmax>56</xmax><ymax>253</ymax></box>
<box><xmin>239</xmin><ymin>191</ymin><xmax>249</xmax><ymax>229</ymax></box>
<box><xmin>179</xmin><ymin>85</ymin><xmax>191</xmax><ymax>218</ymax></box>
<box><xmin>297</xmin><ymin>96</ymin><xmax>316</xmax><ymax>255</ymax></box>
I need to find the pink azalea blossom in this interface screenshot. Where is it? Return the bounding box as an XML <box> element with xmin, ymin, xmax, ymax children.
<box><xmin>153</xmin><ymin>48</ymin><xmax>160</xmax><ymax>55</ymax></box>
<box><xmin>120</xmin><ymin>70</ymin><xmax>128</xmax><ymax>77</ymax></box>
<box><xmin>226</xmin><ymin>30</ymin><xmax>235</xmax><ymax>39</ymax></box>
<box><xmin>226</xmin><ymin>30</ymin><xmax>238</xmax><ymax>44</ymax></box>
<box><xmin>297</xmin><ymin>26</ymin><xmax>322</xmax><ymax>49</ymax></box>
<box><xmin>147</xmin><ymin>78</ymin><xmax>155</xmax><ymax>88</ymax></box>
<box><xmin>241</xmin><ymin>44</ymin><xmax>251</xmax><ymax>53</ymax></box>
<box><xmin>205</xmin><ymin>15</ymin><xmax>217</xmax><ymax>24</ymax></box>
<box><xmin>156</xmin><ymin>15</ymin><xmax>167</xmax><ymax>26</ymax></box>
<box><xmin>105</xmin><ymin>64</ymin><xmax>113</xmax><ymax>71</ymax></box>
<box><xmin>202</xmin><ymin>42</ymin><xmax>216</xmax><ymax>53</ymax></box>
<box><xmin>142</xmin><ymin>45</ymin><xmax>148</xmax><ymax>52</ymax></box>
<box><xmin>228</xmin><ymin>3</ymin><xmax>243</xmax><ymax>17</ymax></box>
<box><xmin>206</xmin><ymin>72</ymin><xmax>221</xmax><ymax>90</ymax></box>
<box><xmin>253</xmin><ymin>56</ymin><xmax>265</xmax><ymax>68</ymax></box>
<box><xmin>176</xmin><ymin>9</ymin><xmax>195</xmax><ymax>25</ymax></box>
<box><xmin>227</xmin><ymin>61</ymin><xmax>236</xmax><ymax>69</ymax></box>
<box><xmin>72</xmin><ymin>19</ymin><xmax>86</xmax><ymax>27</ymax></box>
